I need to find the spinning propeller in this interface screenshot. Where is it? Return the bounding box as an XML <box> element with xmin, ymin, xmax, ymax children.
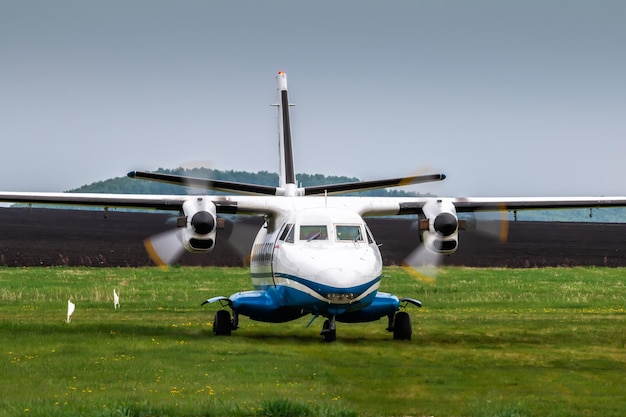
<box><xmin>137</xmin><ymin>165</ymin><xmax>257</xmax><ymax>267</ymax></box>
<box><xmin>402</xmin><ymin>200</ymin><xmax>509</xmax><ymax>283</ymax></box>
<box><xmin>144</xmin><ymin>228</ymin><xmax>185</xmax><ymax>267</ymax></box>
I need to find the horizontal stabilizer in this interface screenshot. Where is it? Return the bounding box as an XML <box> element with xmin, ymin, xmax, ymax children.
<box><xmin>303</xmin><ymin>173</ymin><xmax>446</xmax><ymax>196</ymax></box>
<box><xmin>128</xmin><ymin>171</ymin><xmax>278</xmax><ymax>196</ymax></box>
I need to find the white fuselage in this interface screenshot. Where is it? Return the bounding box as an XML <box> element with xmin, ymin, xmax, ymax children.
<box><xmin>249</xmin><ymin>206</ymin><xmax>383</xmax><ymax>316</ymax></box>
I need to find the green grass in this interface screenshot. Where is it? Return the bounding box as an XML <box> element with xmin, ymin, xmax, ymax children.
<box><xmin>0</xmin><ymin>266</ymin><xmax>624</xmax><ymax>416</ymax></box>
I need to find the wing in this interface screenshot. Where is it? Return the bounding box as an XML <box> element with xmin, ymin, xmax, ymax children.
<box><xmin>350</xmin><ymin>195</ymin><xmax>626</xmax><ymax>261</ymax></box>
<box><xmin>0</xmin><ymin>192</ymin><xmax>188</xmax><ymax>211</ymax></box>
<box><xmin>390</xmin><ymin>196</ymin><xmax>626</xmax><ymax>215</ymax></box>
<box><xmin>0</xmin><ymin>192</ymin><xmax>278</xmax><ymax>216</ymax></box>
<box><xmin>0</xmin><ymin>191</ymin><xmax>282</xmax><ymax>267</ymax></box>
<box><xmin>453</xmin><ymin>196</ymin><xmax>626</xmax><ymax>212</ymax></box>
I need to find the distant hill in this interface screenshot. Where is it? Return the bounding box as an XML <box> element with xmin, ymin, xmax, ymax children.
<box><xmin>67</xmin><ymin>168</ymin><xmax>626</xmax><ymax>222</ymax></box>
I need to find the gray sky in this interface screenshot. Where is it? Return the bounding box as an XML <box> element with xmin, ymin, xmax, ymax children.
<box><xmin>2</xmin><ymin>1</ymin><xmax>625</xmax><ymax>197</ymax></box>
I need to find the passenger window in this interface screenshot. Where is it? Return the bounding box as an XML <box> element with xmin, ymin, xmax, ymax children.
<box><xmin>336</xmin><ymin>225</ymin><xmax>363</xmax><ymax>241</ymax></box>
<box><xmin>300</xmin><ymin>225</ymin><xmax>328</xmax><ymax>241</ymax></box>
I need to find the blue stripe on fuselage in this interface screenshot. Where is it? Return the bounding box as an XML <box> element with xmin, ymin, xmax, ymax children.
<box><xmin>246</xmin><ymin>272</ymin><xmax>381</xmax><ymax>317</ymax></box>
<box><xmin>232</xmin><ymin>285</ymin><xmax>380</xmax><ymax>320</ymax></box>
<box><xmin>230</xmin><ymin>286</ymin><xmax>398</xmax><ymax>323</ymax></box>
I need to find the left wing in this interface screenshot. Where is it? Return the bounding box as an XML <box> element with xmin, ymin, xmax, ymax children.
<box><xmin>449</xmin><ymin>196</ymin><xmax>626</xmax><ymax>212</ymax></box>
<box><xmin>352</xmin><ymin>195</ymin><xmax>626</xmax><ymax>259</ymax></box>
<box><xmin>391</xmin><ymin>196</ymin><xmax>626</xmax><ymax>215</ymax></box>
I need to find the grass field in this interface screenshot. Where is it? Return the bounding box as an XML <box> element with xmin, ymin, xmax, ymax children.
<box><xmin>0</xmin><ymin>266</ymin><xmax>624</xmax><ymax>417</ymax></box>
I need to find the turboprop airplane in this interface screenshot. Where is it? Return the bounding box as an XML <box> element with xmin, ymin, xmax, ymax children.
<box><xmin>2</xmin><ymin>71</ymin><xmax>626</xmax><ymax>342</ymax></box>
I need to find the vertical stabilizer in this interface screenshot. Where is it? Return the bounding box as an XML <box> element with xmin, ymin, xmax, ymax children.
<box><xmin>276</xmin><ymin>71</ymin><xmax>296</xmax><ymax>189</ymax></box>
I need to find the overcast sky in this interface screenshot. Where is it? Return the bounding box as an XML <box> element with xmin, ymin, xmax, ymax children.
<box><xmin>2</xmin><ymin>1</ymin><xmax>625</xmax><ymax>197</ymax></box>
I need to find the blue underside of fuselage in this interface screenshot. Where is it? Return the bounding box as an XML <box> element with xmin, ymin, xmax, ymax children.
<box><xmin>229</xmin><ymin>275</ymin><xmax>400</xmax><ymax>323</ymax></box>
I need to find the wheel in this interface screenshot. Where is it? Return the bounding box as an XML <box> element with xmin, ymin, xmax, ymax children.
<box><xmin>213</xmin><ymin>310</ymin><xmax>232</xmax><ymax>336</ymax></box>
<box><xmin>320</xmin><ymin>319</ymin><xmax>336</xmax><ymax>342</ymax></box>
<box><xmin>393</xmin><ymin>311</ymin><xmax>412</xmax><ymax>340</ymax></box>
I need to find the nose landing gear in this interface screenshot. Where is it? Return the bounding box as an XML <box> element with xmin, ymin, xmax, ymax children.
<box><xmin>320</xmin><ymin>316</ymin><xmax>336</xmax><ymax>342</ymax></box>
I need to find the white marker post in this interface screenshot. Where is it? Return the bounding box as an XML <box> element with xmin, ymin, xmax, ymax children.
<box><xmin>66</xmin><ymin>300</ymin><xmax>75</xmax><ymax>323</ymax></box>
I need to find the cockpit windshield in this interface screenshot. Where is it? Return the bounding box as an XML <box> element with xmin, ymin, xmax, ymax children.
<box><xmin>299</xmin><ymin>225</ymin><xmax>328</xmax><ymax>241</ymax></box>
<box><xmin>336</xmin><ymin>225</ymin><xmax>363</xmax><ymax>242</ymax></box>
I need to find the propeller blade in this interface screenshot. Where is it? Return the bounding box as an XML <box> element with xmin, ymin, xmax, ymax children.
<box><xmin>463</xmin><ymin>207</ymin><xmax>509</xmax><ymax>243</ymax></box>
<box><xmin>402</xmin><ymin>244</ymin><xmax>442</xmax><ymax>284</ymax></box>
<box><xmin>144</xmin><ymin>229</ymin><xmax>186</xmax><ymax>267</ymax></box>
<box><xmin>218</xmin><ymin>216</ymin><xmax>261</xmax><ymax>266</ymax></box>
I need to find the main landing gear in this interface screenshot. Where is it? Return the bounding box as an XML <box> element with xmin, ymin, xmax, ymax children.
<box><xmin>388</xmin><ymin>311</ymin><xmax>412</xmax><ymax>340</ymax></box>
<box><xmin>320</xmin><ymin>297</ymin><xmax>421</xmax><ymax>342</ymax></box>
<box><xmin>201</xmin><ymin>297</ymin><xmax>238</xmax><ymax>336</ymax></box>
<box><xmin>212</xmin><ymin>309</ymin><xmax>236</xmax><ymax>336</ymax></box>
<box><xmin>204</xmin><ymin>297</ymin><xmax>422</xmax><ymax>341</ymax></box>
<box><xmin>386</xmin><ymin>298</ymin><xmax>423</xmax><ymax>341</ymax></box>
<box><xmin>318</xmin><ymin>310</ymin><xmax>413</xmax><ymax>342</ymax></box>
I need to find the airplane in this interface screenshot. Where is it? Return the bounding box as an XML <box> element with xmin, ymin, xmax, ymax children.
<box><xmin>2</xmin><ymin>71</ymin><xmax>626</xmax><ymax>342</ymax></box>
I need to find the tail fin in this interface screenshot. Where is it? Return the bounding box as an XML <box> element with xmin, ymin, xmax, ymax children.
<box><xmin>276</xmin><ymin>71</ymin><xmax>296</xmax><ymax>189</ymax></box>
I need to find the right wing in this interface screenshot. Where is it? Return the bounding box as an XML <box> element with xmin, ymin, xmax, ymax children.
<box><xmin>0</xmin><ymin>191</ymin><xmax>281</xmax><ymax>266</ymax></box>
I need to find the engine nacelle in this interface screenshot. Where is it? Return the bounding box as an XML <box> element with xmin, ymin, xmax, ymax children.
<box><xmin>179</xmin><ymin>197</ymin><xmax>217</xmax><ymax>253</ymax></box>
<box><xmin>418</xmin><ymin>199</ymin><xmax>460</xmax><ymax>255</ymax></box>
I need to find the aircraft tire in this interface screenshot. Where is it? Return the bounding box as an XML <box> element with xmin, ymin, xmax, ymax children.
<box><xmin>213</xmin><ymin>309</ymin><xmax>232</xmax><ymax>336</ymax></box>
<box><xmin>393</xmin><ymin>311</ymin><xmax>412</xmax><ymax>341</ymax></box>
<box><xmin>321</xmin><ymin>319</ymin><xmax>336</xmax><ymax>342</ymax></box>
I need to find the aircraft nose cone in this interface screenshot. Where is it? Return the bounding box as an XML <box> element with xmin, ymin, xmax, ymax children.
<box><xmin>312</xmin><ymin>265</ymin><xmax>381</xmax><ymax>305</ymax></box>
<box><xmin>315</xmin><ymin>266</ymin><xmax>361</xmax><ymax>284</ymax></box>
<box><xmin>315</xmin><ymin>261</ymin><xmax>379</xmax><ymax>287</ymax></box>
<box><xmin>308</xmin><ymin>247</ymin><xmax>382</xmax><ymax>284</ymax></box>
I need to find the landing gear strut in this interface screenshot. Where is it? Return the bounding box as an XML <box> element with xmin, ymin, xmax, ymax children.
<box><xmin>320</xmin><ymin>316</ymin><xmax>336</xmax><ymax>342</ymax></box>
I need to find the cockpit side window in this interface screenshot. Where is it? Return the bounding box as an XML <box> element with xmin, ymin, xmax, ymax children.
<box><xmin>365</xmin><ymin>225</ymin><xmax>375</xmax><ymax>244</ymax></box>
<box><xmin>336</xmin><ymin>225</ymin><xmax>364</xmax><ymax>242</ymax></box>
<box><xmin>299</xmin><ymin>225</ymin><xmax>328</xmax><ymax>241</ymax></box>
<box><xmin>279</xmin><ymin>223</ymin><xmax>295</xmax><ymax>243</ymax></box>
